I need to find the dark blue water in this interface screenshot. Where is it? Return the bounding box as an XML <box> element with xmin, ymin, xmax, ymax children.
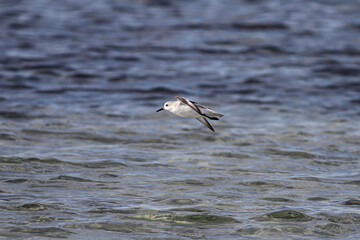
<box><xmin>1</xmin><ymin>0</ymin><xmax>360</xmax><ymax>239</ymax></box>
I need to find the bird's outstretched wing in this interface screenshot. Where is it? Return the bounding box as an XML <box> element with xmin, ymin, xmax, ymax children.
<box><xmin>196</xmin><ymin>117</ymin><xmax>215</xmax><ymax>132</ymax></box>
<box><xmin>174</xmin><ymin>96</ymin><xmax>202</xmax><ymax>115</ymax></box>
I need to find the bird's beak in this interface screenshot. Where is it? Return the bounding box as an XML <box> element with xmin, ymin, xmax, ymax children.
<box><xmin>156</xmin><ymin>108</ymin><xmax>164</xmax><ymax>112</ymax></box>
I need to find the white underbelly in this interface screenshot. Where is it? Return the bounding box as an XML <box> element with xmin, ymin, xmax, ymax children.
<box><xmin>174</xmin><ymin>106</ymin><xmax>201</xmax><ymax>118</ymax></box>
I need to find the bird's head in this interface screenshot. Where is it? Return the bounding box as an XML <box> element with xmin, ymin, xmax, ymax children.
<box><xmin>156</xmin><ymin>101</ymin><xmax>172</xmax><ymax>112</ymax></box>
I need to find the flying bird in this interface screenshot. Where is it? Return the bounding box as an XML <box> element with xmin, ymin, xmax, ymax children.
<box><xmin>156</xmin><ymin>96</ymin><xmax>223</xmax><ymax>132</ymax></box>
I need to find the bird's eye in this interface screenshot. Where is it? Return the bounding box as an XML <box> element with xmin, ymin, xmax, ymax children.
<box><xmin>165</xmin><ymin>104</ymin><xmax>168</xmax><ymax>107</ymax></box>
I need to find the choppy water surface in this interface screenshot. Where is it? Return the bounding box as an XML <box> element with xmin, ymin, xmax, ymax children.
<box><xmin>1</xmin><ymin>0</ymin><xmax>360</xmax><ymax>239</ymax></box>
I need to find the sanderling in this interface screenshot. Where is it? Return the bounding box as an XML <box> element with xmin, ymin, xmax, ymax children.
<box><xmin>156</xmin><ymin>96</ymin><xmax>224</xmax><ymax>132</ymax></box>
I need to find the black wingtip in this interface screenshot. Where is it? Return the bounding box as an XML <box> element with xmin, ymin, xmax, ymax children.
<box><xmin>207</xmin><ymin>123</ymin><xmax>215</xmax><ymax>132</ymax></box>
<box><xmin>206</xmin><ymin>116</ymin><xmax>219</xmax><ymax>120</ymax></box>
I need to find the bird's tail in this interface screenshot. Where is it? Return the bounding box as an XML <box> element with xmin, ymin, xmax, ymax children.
<box><xmin>205</xmin><ymin>109</ymin><xmax>223</xmax><ymax>118</ymax></box>
<box><xmin>204</xmin><ymin>112</ymin><xmax>224</xmax><ymax>120</ymax></box>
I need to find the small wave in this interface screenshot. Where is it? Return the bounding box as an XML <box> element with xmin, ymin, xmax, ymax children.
<box><xmin>130</xmin><ymin>213</ymin><xmax>238</xmax><ymax>225</ymax></box>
